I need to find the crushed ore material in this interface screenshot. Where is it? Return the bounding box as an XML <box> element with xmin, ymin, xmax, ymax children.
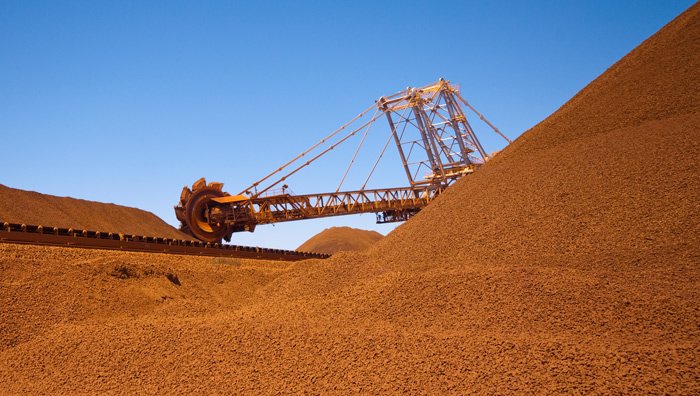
<box><xmin>1</xmin><ymin>4</ymin><xmax>699</xmax><ymax>394</ymax></box>
<box><xmin>0</xmin><ymin>184</ymin><xmax>187</xmax><ymax>239</ymax></box>
<box><xmin>297</xmin><ymin>226</ymin><xmax>383</xmax><ymax>254</ymax></box>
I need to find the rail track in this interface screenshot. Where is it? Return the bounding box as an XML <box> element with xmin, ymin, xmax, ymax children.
<box><xmin>0</xmin><ymin>221</ymin><xmax>329</xmax><ymax>261</ymax></box>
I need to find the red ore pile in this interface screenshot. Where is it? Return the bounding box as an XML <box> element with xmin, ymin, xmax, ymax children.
<box><xmin>0</xmin><ymin>3</ymin><xmax>699</xmax><ymax>394</ymax></box>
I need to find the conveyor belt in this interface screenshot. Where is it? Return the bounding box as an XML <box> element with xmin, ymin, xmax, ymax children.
<box><xmin>0</xmin><ymin>221</ymin><xmax>329</xmax><ymax>261</ymax></box>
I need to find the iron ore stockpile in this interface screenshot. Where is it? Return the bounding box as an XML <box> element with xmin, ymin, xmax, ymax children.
<box><xmin>0</xmin><ymin>184</ymin><xmax>187</xmax><ymax>239</ymax></box>
<box><xmin>297</xmin><ymin>226</ymin><xmax>384</xmax><ymax>254</ymax></box>
<box><xmin>1</xmin><ymin>5</ymin><xmax>699</xmax><ymax>394</ymax></box>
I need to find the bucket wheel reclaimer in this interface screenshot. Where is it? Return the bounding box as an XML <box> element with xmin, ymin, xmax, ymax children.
<box><xmin>174</xmin><ymin>79</ymin><xmax>511</xmax><ymax>244</ymax></box>
<box><xmin>175</xmin><ymin>178</ymin><xmax>232</xmax><ymax>243</ymax></box>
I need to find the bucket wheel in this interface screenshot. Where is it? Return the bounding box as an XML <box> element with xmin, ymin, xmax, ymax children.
<box><xmin>182</xmin><ymin>182</ymin><xmax>230</xmax><ymax>243</ymax></box>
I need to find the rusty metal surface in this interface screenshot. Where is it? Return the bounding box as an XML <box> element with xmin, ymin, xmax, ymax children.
<box><xmin>0</xmin><ymin>222</ymin><xmax>328</xmax><ymax>261</ymax></box>
<box><xmin>175</xmin><ymin>79</ymin><xmax>511</xmax><ymax>243</ymax></box>
<box><xmin>248</xmin><ymin>186</ymin><xmax>443</xmax><ymax>224</ymax></box>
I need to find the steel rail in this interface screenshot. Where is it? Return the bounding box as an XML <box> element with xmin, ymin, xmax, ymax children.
<box><xmin>0</xmin><ymin>221</ymin><xmax>329</xmax><ymax>261</ymax></box>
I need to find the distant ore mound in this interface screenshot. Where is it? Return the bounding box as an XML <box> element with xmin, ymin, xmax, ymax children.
<box><xmin>297</xmin><ymin>226</ymin><xmax>383</xmax><ymax>254</ymax></box>
<box><xmin>0</xmin><ymin>184</ymin><xmax>187</xmax><ymax>239</ymax></box>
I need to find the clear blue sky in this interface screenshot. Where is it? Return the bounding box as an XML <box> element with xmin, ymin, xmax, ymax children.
<box><xmin>0</xmin><ymin>1</ymin><xmax>693</xmax><ymax>249</ymax></box>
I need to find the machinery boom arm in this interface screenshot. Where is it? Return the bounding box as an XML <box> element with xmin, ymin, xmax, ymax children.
<box><xmin>245</xmin><ymin>186</ymin><xmax>442</xmax><ymax>225</ymax></box>
<box><xmin>175</xmin><ymin>79</ymin><xmax>510</xmax><ymax>243</ymax></box>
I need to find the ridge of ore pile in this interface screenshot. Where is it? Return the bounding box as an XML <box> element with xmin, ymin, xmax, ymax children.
<box><xmin>0</xmin><ymin>184</ymin><xmax>187</xmax><ymax>239</ymax></box>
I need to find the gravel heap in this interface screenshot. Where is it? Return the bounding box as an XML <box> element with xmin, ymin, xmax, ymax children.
<box><xmin>0</xmin><ymin>184</ymin><xmax>187</xmax><ymax>239</ymax></box>
<box><xmin>297</xmin><ymin>226</ymin><xmax>383</xmax><ymax>254</ymax></box>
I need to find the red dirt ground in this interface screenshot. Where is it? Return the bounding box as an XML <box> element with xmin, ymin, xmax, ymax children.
<box><xmin>0</xmin><ymin>184</ymin><xmax>187</xmax><ymax>239</ymax></box>
<box><xmin>297</xmin><ymin>226</ymin><xmax>383</xmax><ymax>254</ymax></box>
<box><xmin>0</xmin><ymin>3</ymin><xmax>698</xmax><ymax>394</ymax></box>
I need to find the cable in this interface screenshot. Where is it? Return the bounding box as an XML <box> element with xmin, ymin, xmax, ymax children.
<box><xmin>238</xmin><ymin>102</ymin><xmax>378</xmax><ymax>195</ymax></box>
<box><xmin>253</xmin><ymin>109</ymin><xmax>386</xmax><ymax>197</ymax></box>
<box><xmin>335</xmin><ymin>108</ymin><xmax>379</xmax><ymax>193</ymax></box>
<box><xmin>361</xmin><ymin>107</ymin><xmax>410</xmax><ymax>190</ymax></box>
<box><xmin>360</xmin><ymin>124</ymin><xmax>393</xmax><ymax>191</ymax></box>
<box><xmin>454</xmin><ymin>92</ymin><xmax>512</xmax><ymax>144</ymax></box>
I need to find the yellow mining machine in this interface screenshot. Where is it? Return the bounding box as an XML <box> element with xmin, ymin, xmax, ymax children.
<box><xmin>175</xmin><ymin>79</ymin><xmax>510</xmax><ymax>243</ymax></box>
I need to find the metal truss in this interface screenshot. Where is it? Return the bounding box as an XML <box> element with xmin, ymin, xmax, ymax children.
<box><xmin>176</xmin><ymin>79</ymin><xmax>509</xmax><ymax>242</ymax></box>
<box><xmin>378</xmin><ymin>79</ymin><xmax>490</xmax><ymax>189</ymax></box>
<box><xmin>246</xmin><ymin>186</ymin><xmax>442</xmax><ymax>224</ymax></box>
